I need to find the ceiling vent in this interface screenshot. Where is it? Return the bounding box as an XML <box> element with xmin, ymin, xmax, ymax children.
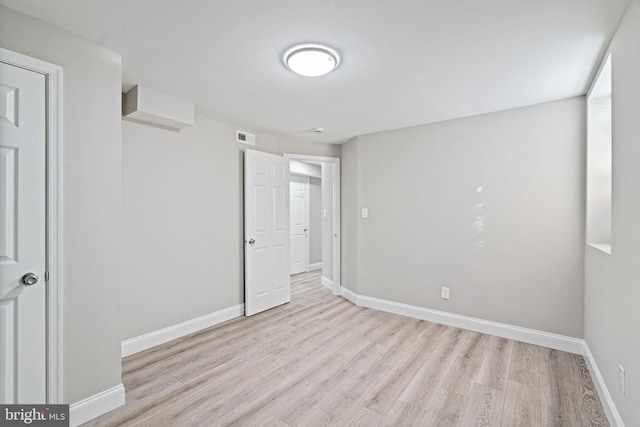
<box><xmin>123</xmin><ymin>85</ymin><xmax>195</xmax><ymax>131</ymax></box>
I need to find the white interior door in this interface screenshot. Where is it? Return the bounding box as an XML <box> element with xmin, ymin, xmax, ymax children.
<box><xmin>244</xmin><ymin>149</ymin><xmax>290</xmax><ymax>316</ymax></box>
<box><xmin>0</xmin><ymin>62</ymin><xmax>47</xmax><ymax>403</ymax></box>
<box><xmin>289</xmin><ymin>175</ymin><xmax>308</xmax><ymax>275</ymax></box>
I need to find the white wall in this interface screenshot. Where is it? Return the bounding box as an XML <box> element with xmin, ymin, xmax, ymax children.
<box><xmin>0</xmin><ymin>6</ymin><xmax>122</xmax><ymax>404</ymax></box>
<box><xmin>584</xmin><ymin>1</ymin><xmax>640</xmax><ymax>424</ymax></box>
<box><xmin>122</xmin><ymin>115</ymin><xmax>338</xmax><ymax>340</ymax></box>
<box><xmin>121</xmin><ymin>117</ymin><xmax>242</xmax><ymax>338</ymax></box>
<box><xmin>341</xmin><ymin>98</ymin><xmax>585</xmax><ymax>337</ymax></box>
<box><xmin>309</xmin><ymin>177</ymin><xmax>322</xmax><ymax>265</ymax></box>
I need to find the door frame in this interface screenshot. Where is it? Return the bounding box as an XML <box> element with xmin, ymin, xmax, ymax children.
<box><xmin>284</xmin><ymin>154</ymin><xmax>341</xmax><ymax>295</ymax></box>
<box><xmin>0</xmin><ymin>48</ymin><xmax>63</xmax><ymax>404</ymax></box>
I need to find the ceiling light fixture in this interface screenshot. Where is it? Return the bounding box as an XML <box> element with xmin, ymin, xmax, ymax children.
<box><xmin>283</xmin><ymin>43</ymin><xmax>340</xmax><ymax>77</ymax></box>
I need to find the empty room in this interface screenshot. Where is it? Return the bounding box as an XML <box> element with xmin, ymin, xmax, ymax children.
<box><xmin>0</xmin><ymin>0</ymin><xmax>638</xmax><ymax>426</ymax></box>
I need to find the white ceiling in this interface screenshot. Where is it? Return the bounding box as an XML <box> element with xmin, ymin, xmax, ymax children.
<box><xmin>0</xmin><ymin>0</ymin><xmax>628</xmax><ymax>144</ymax></box>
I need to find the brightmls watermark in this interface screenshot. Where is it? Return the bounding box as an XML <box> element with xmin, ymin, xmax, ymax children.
<box><xmin>1</xmin><ymin>405</ymin><xmax>69</xmax><ymax>426</ymax></box>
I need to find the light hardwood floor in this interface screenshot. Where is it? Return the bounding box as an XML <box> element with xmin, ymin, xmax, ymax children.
<box><xmin>85</xmin><ymin>271</ymin><xmax>608</xmax><ymax>426</ymax></box>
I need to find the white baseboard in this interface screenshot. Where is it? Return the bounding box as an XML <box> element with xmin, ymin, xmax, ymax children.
<box><xmin>308</xmin><ymin>262</ymin><xmax>322</xmax><ymax>271</ymax></box>
<box><xmin>340</xmin><ymin>287</ymin><xmax>358</xmax><ymax>305</ymax></box>
<box><xmin>320</xmin><ymin>276</ymin><xmax>333</xmax><ymax>290</ymax></box>
<box><xmin>583</xmin><ymin>343</ymin><xmax>625</xmax><ymax>427</ymax></box>
<box><xmin>69</xmin><ymin>383</ymin><xmax>125</xmax><ymax>427</ymax></box>
<box><xmin>121</xmin><ymin>304</ymin><xmax>244</xmax><ymax>358</ymax></box>
<box><xmin>340</xmin><ymin>290</ymin><xmax>584</xmax><ymax>354</ymax></box>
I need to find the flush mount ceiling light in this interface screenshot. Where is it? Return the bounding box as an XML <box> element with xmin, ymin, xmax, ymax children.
<box><xmin>283</xmin><ymin>43</ymin><xmax>341</xmax><ymax>77</ymax></box>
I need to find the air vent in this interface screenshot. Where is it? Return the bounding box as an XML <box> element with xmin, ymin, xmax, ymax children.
<box><xmin>236</xmin><ymin>130</ymin><xmax>256</xmax><ymax>146</ymax></box>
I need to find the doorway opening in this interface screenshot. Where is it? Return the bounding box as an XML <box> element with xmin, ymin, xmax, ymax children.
<box><xmin>284</xmin><ymin>154</ymin><xmax>341</xmax><ymax>295</ymax></box>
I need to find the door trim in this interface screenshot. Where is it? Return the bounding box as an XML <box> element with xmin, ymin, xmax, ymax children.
<box><xmin>0</xmin><ymin>48</ymin><xmax>63</xmax><ymax>404</ymax></box>
<box><xmin>284</xmin><ymin>154</ymin><xmax>341</xmax><ymax>295</ymax></box>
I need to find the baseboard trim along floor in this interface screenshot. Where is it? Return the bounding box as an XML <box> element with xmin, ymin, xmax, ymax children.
<box><xmin>308</xmin><ymin>262</ymin><xmax>322</xmax><ymax>271</ymax></box>
<box><xmin>582</xmin><ymin>343</ymin><xmax>625</xmax><ymax>427</ymax></box>
<box><xmin>339</xmin><ymin>286</ymin><xmax>624</xmax><ymax>427</ymax></box>
<box><xmin>121</xmin><ymin>304</ymin><xmax>244</xmax><ymax>358</ymax></box>
<box><xmin>320</xmin><ymin>276</ymin><xmax>333</xmax><ymax>290</ymax></box>
<box><xmin>69</xmin><ymin>383</ymin><xmax>125</xmax><ymax>427</ymax></box>
<box><xmin>349</xmin><ymin>292</ymin><xmax>583</xmax><ymax>353</ymax></box>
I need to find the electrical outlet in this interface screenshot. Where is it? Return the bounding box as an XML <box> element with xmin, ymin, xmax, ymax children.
<box><xmin>619</xmin><ymin>365</ymin><xmax>625</xmax><ymax>394</ymax></box>
<box><xmin>441</xmin><ymin>286</ymin><xmax>450</xmax><ymax>300</ymax></box>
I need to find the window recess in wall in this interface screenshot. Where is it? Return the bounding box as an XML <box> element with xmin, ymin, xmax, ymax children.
<box><xmin>586</xmin><ymin>54</ymin><xmax>612</xmax><ymax>254</ymax></box>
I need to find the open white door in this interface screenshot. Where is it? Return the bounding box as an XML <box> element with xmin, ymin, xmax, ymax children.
<box><xmin>0</xmin><ymin>62</ymin><xmax>47</xmax><ymax>403</ymax></box>
<box><xmin>244</xmin><ymin>149</ymin><xmax>290</xmax><ymax>316</ymax></box>
<box><xmin>289</xmin><ymin>175</ymin><xmax>308</xmax><ymax>275</ymax></box>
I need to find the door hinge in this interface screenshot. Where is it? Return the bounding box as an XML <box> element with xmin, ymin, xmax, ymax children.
<box><xmin>45</xmin><ymin>271</ymin><xmax>50</xmax><ymax>282</ymax></box>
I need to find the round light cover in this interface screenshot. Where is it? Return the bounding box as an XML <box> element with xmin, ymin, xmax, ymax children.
<box><xmin>283</xmin><ymin>43</ymin><xmax>340</xmax><ymax>77</ymax></box>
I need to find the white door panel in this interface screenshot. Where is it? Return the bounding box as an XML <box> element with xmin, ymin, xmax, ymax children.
<box><xmin>244</xmin><ymin>150</ymin><xmax>290</xmax><ymax>316</ymax></box>
<box><xmin>0</xmin><ymin>62</ymin><xmax>46</xmax><ymax>403</ymax></box>
<box><xmin>289</xmin><ymin>176</ymin><xmax>308</xmax><ymax>274</ymax></box>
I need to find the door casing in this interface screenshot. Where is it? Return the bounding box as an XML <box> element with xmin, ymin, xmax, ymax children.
<box><xmin>284</xmin><ymin>154</ymin><xmax>341</xmax><ymax>295</ymax></box>
<box><xmin>0</xmin><ymin>47</ymin><xmax>63</xmax><ymax>404</ymax></box>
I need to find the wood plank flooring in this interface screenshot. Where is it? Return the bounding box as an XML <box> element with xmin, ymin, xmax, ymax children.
<box><xmin>85</xmin><ymin>271</ymin><xmax>609</xmax><ymax>426</ymax></box>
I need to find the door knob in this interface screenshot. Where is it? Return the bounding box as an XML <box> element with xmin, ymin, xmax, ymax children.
<box><xmin>248</xmin><ymin>238</ymin><xmax>255</xmax><ymax>245</ymax></box>
<box><xmin>21</xmin><ymin>273</ymin><xmax>39</xmax><ymax>286</ymax></box>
